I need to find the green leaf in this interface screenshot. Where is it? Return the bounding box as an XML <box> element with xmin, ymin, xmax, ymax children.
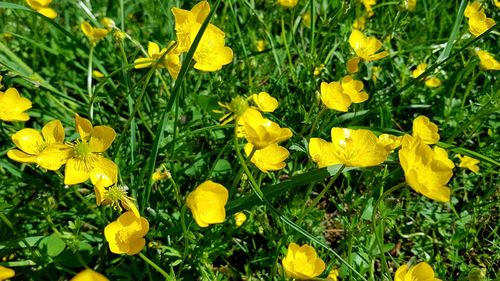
<box><xmin>38</xmin><ymin>234</ymin><xmax>66</xmax><ymax>257</ymax></box>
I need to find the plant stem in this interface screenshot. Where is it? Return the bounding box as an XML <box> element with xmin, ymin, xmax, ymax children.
<box><xmin>139</xmin><ymin>252</ymin><xmax>169</xmax><ymax>279</ymax></box>
<box><xmin>87</xmin><ymin>45</ymin><xmax>94</xmax><ymax>120</ymax></box>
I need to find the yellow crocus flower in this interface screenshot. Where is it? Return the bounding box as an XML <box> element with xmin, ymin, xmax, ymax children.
<box><xmin>412</xmin><ymin>115</ymin><xmax>440</xmax><ymax>145</ymax></box>
<box><xmin>71</xmin><ymin>269</ymin><xmax>109</xmax><ymax>281</ymax></box>
<box><xmin>282</xmin><ymin>243</ymin><xmax>325</xmax><ymax>280</ymax></box>
<box><xmin>26</xmin><ymin>0</ymin><xmax>57</xmax><ymax>19</ymax></box>
<box><xmin>320</xmin><ymin>81</ymin><xmax>351</xmax><ymax>112</ymax></box>
<box><xmin>186</xmin><ymin>180</ymin><xmax>228</xmax><ymax>227</ymax></box>
<box><xmin>0</xmin><ymin>87</ymin><xmax>32</xmax><ymax>122</ymax></box>
<box><xmin>394</xmin><ymin>262</ymin><xmax>441</xmax><ymax>281</ymax></box>
<box><xmin>104</xmin><ymin>211</ymin><xmax>149</xmax><ymax>255</ymax></box>
<box><xmin>252</xmin><ymin>92</ymin><xmax>279</xmax><ymax>113</ymax></box>
<box><xmin>457</xmin><ymin>154</ymin><xmax>480</xmax><ymax>173</ymax></box>
<box><xmin>81</xmin><ymin>21</ymin><xmax>109</xmax><ymax>44</ymax></box>
<box><xmin>134</xmin><ymin>41</ymin><xmax>181</xmax><ymax>79</ymax></box>
<box><xmin>0</xmin><ymin>266</ymin><xmax>15</xmax><ymax>281</ymax></box>
<box><xmin>244</xmin><ymin>143</ymin><xmax>289</xmax><ymax>173</ymax></box>
<box><xmin>476</xmin><ymin>49</ymin><xmax>500</xmax><ymax>70</ymax></box>
<box><xmin>239</xmin><ymin>108</ymin><xmax>292</xmax><ymax>149</ymax></box>
<box><xmin>349</xmin><ymin>30</ymin><xmax>388</xmax><ymax>61</ymax></box>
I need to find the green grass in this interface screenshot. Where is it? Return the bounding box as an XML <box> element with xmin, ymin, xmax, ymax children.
<box><xmin>0</xmin><ymin>0</ymin><xmax>499</xmax><ymax>280</ymax></box>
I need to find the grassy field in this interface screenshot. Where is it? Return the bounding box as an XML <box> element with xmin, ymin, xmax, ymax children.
<box><xmin>0</xmin><ymin>0</ymin><xmax>499</xmax><ymax>280</ymax></box>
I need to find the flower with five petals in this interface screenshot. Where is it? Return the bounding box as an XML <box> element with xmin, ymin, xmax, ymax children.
<box><xmin>394</xmin><ymin>262</ymin><xmax>441</xmax><ymax>281</ymax></box>
<box><xmin>349</xmin><ymin>30</ymin><xmax>388</xmax><ymax>61</ymax></box>
<box><xmin>239</xmin><ymin>109</ymin><xmax>293</xmax><ymax>149</ymax></box>
<box><xmin>186</xmin><ymin>180</ymin><xmax>229</xmax><ymax>227</ymax></box>
<box><xmin>134</xmin><ymin>41</ymin><xmax>180</xmax><ymax>79</ymax></box>
<box><xmin>81</xmin><ymin>21</ymin><xmax>109</xmax><ymax>44</ymax></box>
<box><xmin>104</xmin><ymin>211</ymin><xmax>149</xmax><ymax>255</ymax></box>
<box><xmin>282</xmin><ymin>243</ymin><xmax>325</xmax><ymax>280</ymax></box>
<box><xmin>0</xmin><ymin>87</ymin><xmax>32</xmax><ymax>122</ymax></box>
<box><xmin>244</xmin><ymin>143</ymin><xmax>289</xmax><ymax>173</ymax></box>
<box><xmin>252</xmin><ymin>92</ymin><xmax>279</xmax><ymax>113</ymax></box>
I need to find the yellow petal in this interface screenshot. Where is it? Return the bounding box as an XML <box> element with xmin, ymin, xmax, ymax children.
<box><xmin>11</xmin><ymin>128</ymin><xmax>44</xmax><ymax>155</ymax></box>
<box><xmin>7</xmin><ymin>149</ymin><xmax>37</xmax><ymax>164</ymax></box>
<box><xmin>147</xmin><ymin>41</ymin><xmax>160</xmax><ymax>56</ymax></box>
<box><xmin>425</xmin><ymin>77</ymin><xmax>441</xmax><ymax>88</ymax></box>
<box><xmin>64</xmin><ymin>158</ymin><xmax>90</xmax><ymax>185</ymax></box>
<box><xmin>80</xmin><ymin>22</ymin><xmax>93</xmax><ymax>40</ymax></box>
<box><xmin>309</xmin><ymin>137</ymin><xmax>341</xmax><ymax>167</ymax></box>
<box><xmin>394</xmin><ymin>264</ymin><xmax>408</xmax><ymax>281</ymax></box>
<box><xmin>41</xmin><ymin>119</ymin><xmax>65</xmax><ymax>144</ymax></box>
<box><xmin>320</xmin><ymin>81</ymin><xmax>351</xmax><ymax>112</ymax></box>
<box><xmin>191</xmin><ymin>1</ymin><xmax>211</xmax><ymax>23</ymax></box>
<box><xmin>75</xmin><ymin>114</ymin><xmax>93</xmax><ymax>142</ymax></box>
<box><xmin>412</xmin><ymin>115</ymin><xmax>440</xmax><ymax>145</ymax></box>
<box><xmin>70</xmin><ymin>269</ymin><xmax>109</xmax><ymax>281</ymax></box>
<box><xmin>347</xmin><ymin>57</ymin><xmax>361</xmax><ymax>73</ymax></box>
<box><xmin>89</xmin><ymin>125</ymin><xmax>116</xmax><ymax>152</ymax></box>
<box><xmin>126</xmin><ymin>237</ymin><xmax>146</xmax><ymax>255</ymax></box>
<box><xmin>89</xmin><ymin>157</ymin><xmax>118</xmax><ymax>186</ymax></box>
<box><xmin>133</xmin><ymin>57</ymin><xmax>154</xmax><ymax>69</ymax></box>
<box><xmin>37</xmin><ymin>7</ymin><xmax>57</xmax><ymax>19</ymax></box>
<box><xmin>252</xmin><ymin>92</ymin><xmax>279</xmax><ymax>112</ymax></box>
<box><xmin>37</xmin><ymin>143</ymin><xmax>72</xmax><ymax>170</ymax></box>
<box><xmin>0</xmin><ymin>265</ymin><xmax>15</xmax><ymax>280</ymax></box>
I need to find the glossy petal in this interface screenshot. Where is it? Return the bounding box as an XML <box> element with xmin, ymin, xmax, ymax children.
<box><xmin>347</xmin><ymin>56</ymin><xmax>361</xmax><ymax>73</ymax></box>
<box><xmin>7</xmin><ymin>149</ymin><xmax>38</xmax><ymax>164</ymax></box>
<box><xmin>309</xmin><ymin>138</ymin><xmax>341</xmax><ymax>168</ymax></box>
<box><xmin>89</xmin><ymin>157</ymin><xmax>118</xmax><ymax>186</ymax></box>
<box><xmin>38</xmin><ymin>7</ymin><xmax>57</xmax><ymax>19</ymax></box>
<box><xmin>89</xmin><ymin>125</ymin><xmax>116</xmax><ymax>153</ymax></box>
<box><xmin>191</xmin><ymin>1</ymin><xmax>210</xmax><ymax>23</ymax></box>
<box><xmin>70</xmin><ymin>269</ymin><xmax>109</xmax><ymax>281</ymax></box>
<box><xmin>412</xmin><ymin>115</ymin><xmax>440</xmax><ymax>145</ymax></box>
<box><xmin>245</xmin><ymin>143</ymin><xmax>289</xmax><ymax>173</ymax></box>
<box><xmin>320</xmin><ymin>81</ymin><xmax>351</xmax><ymax>112</ymax></box>
<box><xmin>0</xmin><ymin>266</ymin><xmax>15</xmax><ymax>280</ymax></box>
<box><xmin>0</xmin><ymin>88</ymin><xmax>32</xmax><ymax>122</ymax></box>
<box><xmin>11</xmin><ymin>128</ymin><xmax>44</xmax><ymax>155</ymax></box>
<box><xmin>75</xmin><ymin>114</ymin><xmax>93</xmax><ymax>142</ymax></box>
<box><xmin>37</xmin><ymin>143</ymin><xmax>72</xmax><ymax>170</ymax></box>
<box><xmin>252</xmin><ymin>92</ymin><xmax>279</xmax><ymax>112</ymax></box>
<box><xmin>42</xmin><ymin>119</ymin><xmax>65</xmax><ymax>144</ymax></box>
<box><xmin>64</xmin><ymin>158</ymin><xmax>90</xmax><ymax>185</ymax></box>
<box><xmin>186</xmin><ymin>180</ymin><xmax>228</xmax><ymax>228</ymax></box>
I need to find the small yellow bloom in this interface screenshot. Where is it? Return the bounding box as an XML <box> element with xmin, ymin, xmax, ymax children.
<box><xmin>81</xmin><ymin>21</ymin><xmax>109</xmax><ymax>44</ymax></box>
<box><xmin>0</xmin><ymin>87</ymin><xmax>32</xmax><ymax>122</ymax></box>
<box><xmin>186</xmin><ymin>180</ymin><xmax>229</xmax><ymax>227</ymax></box>
<box><xmin>412</xmin><ymin>115</ymin><xmax>440</xmax><ymax>145</ymax></box>
<box><xmin>476</xmin><ymin>49</ymin><xmax>500</xmax><ymax>70</ymax></box>
<box><xmin>234</xmin><ymin>212</ymin><xmax>247</xmax><ymax>227</ymax></box>
<box><xmin>278</xmin><ymin>0</ymin><xmax>299</xmax><ymax>8</ymax></box>
<box><xmin>71</xmin><ymin>269</ymin><xmax>109</xmax><ymax>281</ymax></box>
<box><xmin>403</xmin><ymin>0</ymin><xmax>416</xmax><ymax>11</ymax></box>
<box><xmin>349</xmin><ymin>30</ymin><xmax>388</xmax><ymax>61</ymax></box>
<box><xmin>341</xmin><ymin>75</ymin><xmax>369</xmax><ymax>103</ymax></box>
<box><xmin>327</xmin><ymin>268</ymin><xmax>339</xmax><ymax>281</ymax></box>
<box><xmin>282</xmin><ymin>243</ymin><xmax>325</xmax><ymax>280</ymax></box>
<box><xmin>134</xmin><ymin>41</ymin><xmax>181</xmax><ymax>79</ymax></box>
<box><xmin>26</xmin><ymin>0</ymin><xmax>57</xmax><ymax>19</ymax></box>
<box><xmin>353</xmin><ymin>16</ymin><xmax>366</xmax><ymax>30</ymax></box>
<box><xmin>7</xmin><ymin>119</ymin><xmax>66</xmax><ymax>170</ymax></box>
<box><xmin>320</xmin><ymin>81</ymin><xmax>351</xmax><ymax>112</ymax></box>
<box><xmin>152</xmin><ymin>170</ymin><xmax>171</xmax><ymax>182</ymax></box>
<box><xmin>457</xmin><ymin>155</ymin><xmax>480</xmax><ymax>173</ymax></box>
<box><xmin>313</xmin><ymin>64</ymin><xmax>325</xmax><ymax>76</ymax></box>
<box><xmin>244</xmin><ymin>143</ymin><xmax>289</xmax><ymax>173</ymax></box>
<box><xmin>171</xmin><ymin>1</ymin><xmax>211</xmax><ymax>53</ymax></box>
<box><xmin>394</xmin><ymin>262</ymin><xmax>441</xmax><ymax>281</ymax></box>
<box><xmin>239</xmin><ymin>108</ymin><xmax>293</xmax><ymax>149</ymax></box>
<box><xmin>412</xmin><ymin>63</ymin><xmax>441</xmax><ymax>88</ymax></box>
<box><xmin>361</xmin><ymin>0</ymin><xmax>376</xmax><ymax>17</ymax></box>
<box><xmin>399</xmin><ymin>135</ymin><xmax>453</xmax><ymax>202</ymax></box>
<box><xmin>347</xmin><ymin>56</ymin><xmax>361</xmax><ymax>73</ymax></box>
<box><xmin>464</xmin><ymin>1</ymin><xmax>482</xmax><ymax>18</ymax></box>
<box><xmin>256</xmin><ymin>39</ymin><xmax>266</xmax><ymax>52</ymax></box>
<box><xmin>101</xmin><ymin>17</ymin><xmax>116</xmax><ymax>30</ymax></box>
<box><xmin>94</xmin><ymin>183</ymin><xmax>140</xmax><ymax>218</ymax></box>
<box><xmin>252</xmin><ymin>92</ymin><xmax>279</xmax><ymax>113</ymax></box>
<box><xmin>309</xmin><ymin>127</ymin><xmax>389</xmax><ymax>167</ymax></box>
<box><xmin>191</xmin><ymin>24</ymin><xmax>233</xmax><ymax>72</ymax></box>
<box><xmin>92</xmin><ymin>70</ymin><xmax>104</xmax><ymax>79</ymax></box>
<box><xmin>378</xmin><ymin>134</ymin><xmax>402</xmax><ymax>152</ymax></box>
<box><xmin>464</xmin><ymin>3</ymin><xmax>495</xmax><ymax>37</ymax></box>
<box><xmin>0</xmin><ymin>266</ymin><xmax>15</xmax><ymax>281</ymax></box>
<box><xmin>104</xmin><ymin>211</ymin><xmax>149</xmax><ymax>255</ymax></box>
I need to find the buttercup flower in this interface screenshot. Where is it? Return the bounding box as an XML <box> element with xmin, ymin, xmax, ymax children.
<box><xmin>347</xmin><ymin>56</ymin><xmax>361</xmax><ymax>73</ymax></box>
<box><xmin>104</xmin><ymin>211</ymin><xmax>149</xmax><ymax>255</ymax></box>
<box><xmin>71</xmin><ymin>269</ymin><xmax>109</xmax><ymax>281</ymax></box>
<box><xmin>7</xmin><ymin>119</ymin><xmax>66</xmax><ymax>170</ymax></box>
<box><xmin>234</xmin><ymin>212</ymin><xmax>247</xmax><ymax>227</ymax></box>
<box><xmin>378</xmin><ymin>133</ymin><xmax>402</xmax><ymax>152</ymax></box>
<box><xmin>171</xmin><ymin>1</ymin><xmax>211</xmax><ymax>53</ymax></box>
<box><xmin>191</xmin><ymin>24</ymin><xmax>233</xmax><ymax>72</ymax></box>
<box><xmin>239</xmin><ymin>109</ymin><xmax>292</xmax><ymax>149</ymax></box>
<box><xmin>94</xmin><ymin>182</ymin><xmax>140</xmax><ymax>217</ymax></box>
<box><xmin>244</xmin><ymin>143</ymin><xmax>289</xmax><ymax>173</ymax></box>
<box><xmin>403</xmin><ymin>0</ymin><xmax>416</xmax><ymax>11</ymax></box>
<box><xmin>81</xmin><ymin>21</ymin><xmax>109</xmax><ymax>44</ymax></box>
<box><xmin>252</xmin><ymin>92</ymin><xmax>278</xmax><ymax>112</ymax></box>
<box><xmin>341</xmin><ymin>75</ymin><xmax>369</xmax><ymax>103</ymax></box>
<box><xmin>475</xmin><ymin>49</ymin><xmax>500</xmax><ymax>70</ymax></box>
<box><xmin>412</xmin><ymin>63</ymin><xmax>441</xmax><ymax>88</ymax></box>
<box><xmin>282</xmin><ymin>243</ymin><xmax>325</xmax><ymax>280</ymax></box>
<box><xmin>495</xmin><ymin>0</ymin><xmax>500</xmax><ymax>8</ymax></box>
<box><xmin>256</xmin><ymin>39</ymin><xmax>266</xmax><ymax>52</ymax></box>
<box><xmin>361</xmin><ymin>0</ymin><xmax>376</xmax><ymax>17</ymax></box>
<box><xmin>186</xmin><ymin>180</ymin><xmax>228</xmax><ymax>227</ymax></box>
<box><xmin>457</xmin><ymin>155</ymin><xmax>480</xmax><ymax>173</ymax></box>
<box><xmin>464</xmin><ymin>2</ymin><xmax>495</xmax><ymax>37</ymax></box>
<box><xmin>309</xmin><ymin>127</ymin><xmax>389</xmax><ymax>167</ymax></box>
<box><xmin>134</xmin><ymin>41</ymin><xmax>181</xmax><ymax>79</ymax></box>
<box><xmin>349</xmin><ymin>30</ymin><xmax>388</xmax><ymax>61</ymax></box>
<box><xmin>0</xmin><ymin>266</ymin><xmax>15</xmax><ymax>281</ymax></box>
<box><xmin>152</xmin><ymin>169</ymin><xmax>171</xmax><ymax>182</ymax></box>
<box><xmin>0</xmin><ymin>87</ymin><xmax>32</xmax><ymax>122</ymax></box>
<box><xmin>26</xmin><ymin>0</ymin><xmax>57</xmax><ymax>19</ymax></box>
<box><xmin>320</xmin><ymin>81</ymin><xmax>351</xmax><ymax>112</ymax></box>
<box><xmin>412</xmin><ymin>115</ymin><xmax>440</xmax><ymax>145</ymax></box>
<box><xmin>399</xmin><ymin>135</ymin><xmax>453</xmax><ymax>202</ymax></box>
<box><xmin>278</xmin><ymin>0</ymin><xmax>298</xmax><ymax>8</ymax></box>
<box><xmin>394</xmin><ymin>262</ymin><xmax>441</xmax><ymax>281</ymax></box>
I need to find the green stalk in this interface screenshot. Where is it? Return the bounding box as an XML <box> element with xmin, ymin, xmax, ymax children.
<box><xmin>87</xmin><ymin>45</ymin><xmax>95</xmax><ymax>120</ymax></box>
<box><xmin>138</xmin><ymin>252</ymin><xmax>169</xmax><ymax>279</ymax></box>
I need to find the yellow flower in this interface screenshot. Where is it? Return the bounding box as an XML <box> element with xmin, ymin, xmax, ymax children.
<box><xmin>104</xmin><ymin>211</ymin><xmax>149</xmax><ymax>255</ymax></box>
<box><xmin>0</xmin><ymin>266</ymin><xmax>15</xmax><ymax>281</ymax></box>
<box><xmin>349</xmin><ymin>30</ymin><xmax>388</xmax><ymax>61</ymax></box>
<box><xmin>412</xmin><ymin>115</ymin><xmax>440</xmax><ymax>145</ymax></box>
<box><xmin>134</xmin><ymin>41</ymin><xmax>181</xmax><ymax>79</ymax></box>
<box><xmin>244</xmin><ymin>143</ymin><xmax>289</xmax><ymax>173</ymax></box>
<box><xmin>327</xmin><ymin>268</ymin><xmax>339</xmax><ymax>281</ymax></box>
<box><xmin>347</xmin><ymin>57</ymin><xmax>361</xmax><ymax>73</ymax></box>
<box><xmin>278</xmin><ymin>0</ymin><xmax>299</xmax><ymax>8</ymax></box>
<box><xmin>26</xmin><ymin>0</ymin><xmax>57</xmax><ymax>19</ymax></box>
<box><xmin>239</xmin><ymin>108</ymin><xmax>293</xmax><ymax>149</ymax></box>
<box><xmin>302</xmin><ymin>12</ymin><xmax>312</xmax><ymax>27</ymax></box>
<box><xmin>186</xmin><ymin>180</ymin><xmax>228</xmax><ymax>227</ymax></box>
<box><xmin>476</xmin><ymin>49</ymin><xmax>500</xmax><ymax>70</ymax></box>
<box><xmin>256</xmin><ymin>39</ymin><xmax>266</xmax><ymax>52</ymax></box>
<box><xmin>466</xmin><ymin>9</ymin><xmax>495</xmax><ymax>37</ymax></box>
<box><xmin>378</xmin><ymin>133</ymin><xmax>402</xmax><ymax>152</ymax></box>
<box><xmin>252</xmin><ymin>92</ymin><xmax>279</xmax><ymax>112</ymax></box>
<box><xmin>94</xmin><ymin>182</ymin><xmax>140</xmax><ymax>218</ymax></box>
<box><xmin>394</xmin><ymin>262</ymin><xmax>441</xmax><ymax>281</ymax></box>
<box><xmin>0</xmin><ymin>87</ymin><xmax>32</xmax><ymax>122</ymax></box>
<box><xmin>92</xmin><ymin>70</ymin><xmax>104</xmax><ymax>79</ymax></box>
<box><xmin>353</xmin><ymin>16</ymin><xmax>366</xmax><ymax>30</ymax></box>
<box><xmin>309</xmin><ymin>127</ymin><xmax>389</xmax><ymax>167</ymax></box>
<box><xmin>341</xmin><ymin>75</ymin><xmax>369</xmax><ymax>103</ymax></box>
<box><xmin>101</xmin><ymin>17</ymin><xmax>116</xmax><ymax>30</ymax></box>
<box><xmin>399</xmin><ymin>135</ymin><xmax>453</xmax><ymax>202</ymax></box>
<box><xmin>282</xmin><ymin>243</ymin><xmax>325</xmax><ymax>280</ymax></box>
<box><xmin>320</xmin><ymin>81</ymin><xmax>351</xmax><ymax>112</ymax></box>
<box><xmin>171</xmin><ymin>1</ymin><xmax>211</xmax><ymax>53</ymax></box>
<box><xmin>216</xmin><ymin>96</ymin><xmax>250</xmax><ymax>125</ymax></box>
<box><xmin>234</xmin><ymin>212</ymin><xmax>247</xmax><ymax>227</ymax></box>
<box><xmin>457</xmin><ymin>155</ymin><xmax>480</xmax><ymax>173</ymax></box>
<box><xmin>412</xmin><ymin>63</ymin><xmax>441</xmax><ymax>88</ymax></box>
<box><xmin>191</xmin><ymin>24</ymin><xmax>233</xmax><ymax>72</ymax></box>
<box><xmin>152</xmin><ymin>169</ymin><xmax>171</xmax><ymax>182</ymax></box>
<box><xmin>464</xmin><ymin>1</ymin><xmax>482</xmax><ymax>18</ymax></box>
<box><xmin>81</xmin><ymin>21</ymin><xmax>109</xmax><ymax>44</ymax></box>
<box><xmin>403</xmin><ymin>0</ymin><xmax>416</xmax><ymax>11</ymax></box>
<box><xmin>7</xmin><ymin>119</ymin><xmax>67</xmax><ymax>170</ymax></box>
<box><xmin>313</xmin><ymin>64</ymin><xmax>325</xmax><ymax>76</ymax></box>
<box><xmin>495</xmin><ymin>0</ymin><xmax>500</xmax><ymax>8</ymax></box>
<box><xmin>361</xmin><ymin>0</ymin><xmax>376</xmax><ymax>17</ymax></box>
<box><xmin>71</xmin><ymin>269</ymin><xmax>109</xmax><ymax>281</ymax></box>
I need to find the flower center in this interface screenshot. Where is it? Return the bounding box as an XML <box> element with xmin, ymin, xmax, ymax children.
<box><xmin>72</xmin><ymin>140</ymin><xmax>98</xmax><ymax>172</ymax></box>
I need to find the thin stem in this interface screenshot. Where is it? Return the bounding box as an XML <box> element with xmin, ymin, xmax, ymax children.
<box><xmin>371</xmin><ymin>182</ymin><xmax>407</xmax><ymax>280</ymax></box>
<box><xmin>281</xmin><ymin>15</ymin><xmax>296</xmax><ymax>81</ymax></box>
<box><xmin>308</xmin><ymin>107</ymin><xmax>326</xmax><ymax>138</ymax></box>
<box><xmin>138</xmin><ymin>252</ymin><xmax>169</xmax><ymax>279</ymax></box>
<box><xmin>87</xmin><ymin>45</ymin><xmax>95</xmax><ymax>120</ymax></box>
